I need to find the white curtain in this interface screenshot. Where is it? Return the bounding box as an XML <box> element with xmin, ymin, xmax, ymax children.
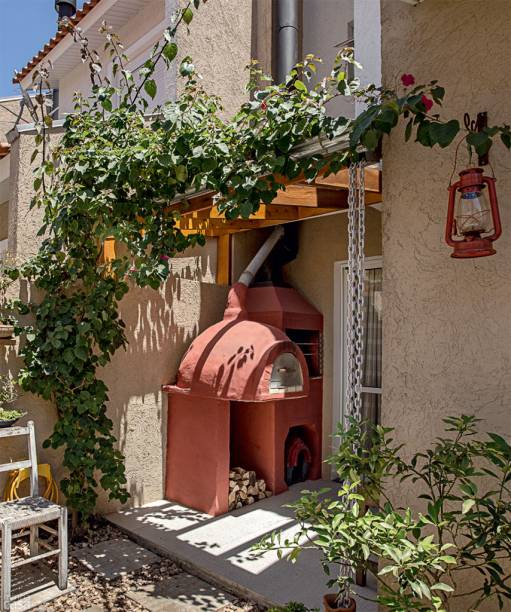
<box><xmin>361</xmin><ymin>268</ymin><xmax>382</xmax><ymax>425</ymax></box>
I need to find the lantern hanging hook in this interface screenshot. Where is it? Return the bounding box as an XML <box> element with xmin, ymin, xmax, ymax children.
<box><xmin>463</xmin><ymin>111</ymin><xmax>489</xmax><ymax>166</ymax></box>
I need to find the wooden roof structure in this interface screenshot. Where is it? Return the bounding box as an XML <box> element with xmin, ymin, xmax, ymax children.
<box><xmin>167</xmin><ymin>163</ymin><xmax>382</xmax><ymax>285</ymax></box>
<box><xmin>170</xmin><ymin>165</ymin><xmax>382</xmax><ymax>237</ymax></box>
<box><xmin>102</xmin><ymin>134</ymin><xmax>383</xmax><ymax>285</ymax></box>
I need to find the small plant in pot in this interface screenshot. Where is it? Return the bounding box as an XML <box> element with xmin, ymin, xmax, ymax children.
<box><xmin>0</xmin><ymin>376</ymin><xmax>24</xmax><ymax>427</ymax></box>
<box><xmin>0</xmin><ymin>252</ymin><xmax>18</xmax><ymax>339</ymax></box>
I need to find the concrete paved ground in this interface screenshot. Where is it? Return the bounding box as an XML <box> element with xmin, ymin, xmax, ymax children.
<box><xmin>107</xmin><ymin>480</ymin><xmax>377</xmax><ymax>611</ymax></box>
<box><xmin>126</xmin><ymin>572</ymin><xmax>235</xmax><ymax>611</ymax></box>
<box><xmin>72</xmin><ymin>538</ymin><xmax>160</xmax><ymax>579</ymax></box>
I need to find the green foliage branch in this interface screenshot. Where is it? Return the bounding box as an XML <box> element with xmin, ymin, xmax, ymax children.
<box><xmin>10</xmin><ymin>0</ymin><xmax>511</xmax><ymax>520</ymax></box>
<box><xmin>257</xmin><ymin>416</ymin><xmax>511</xmax><ymax>611</ymax></box>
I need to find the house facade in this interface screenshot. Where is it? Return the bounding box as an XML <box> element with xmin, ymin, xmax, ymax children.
<box><xmin>1</xmin><ymin>1</ymin><xmax>509</xmax><ymax>588</ymax></box>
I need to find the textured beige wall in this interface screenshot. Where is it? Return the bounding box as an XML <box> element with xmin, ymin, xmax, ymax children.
<box><xmin>176</xmin><ymin>0</ymin><xmax>253</xmax><ymax>117</ymax></box>
<box><xmin>284</xmin><ymin>209</ymin><xmax>382</xmax><ymax>472</ymax></box>
<box><xmin>97</xmin><ymin>278</ymin><xmax>228</xmax><ymax>512</ymax></box>
<box><xmin>381</xmin><ymin>2</ymin><xmax>510</xmax><ymax>608</ymax></box>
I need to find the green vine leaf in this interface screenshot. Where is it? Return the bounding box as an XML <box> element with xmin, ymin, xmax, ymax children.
<box><xmin>144</xmin><ymin>79</ymin><xmax>157</xmax><ymax>99</ymax></box>
<box><xmin>182</xmin><ymin>7</ymin><xmax>193</xmax><ymax>24</ymax></box>
<box><xmin>429</xmin><ymin>119</ymin><xmax>460</xmax><ymax>148</ymax></box>
<box><xmin>163</xmin><ymin>42</ymin><xmax>178</xmax><ymax>63</ymax></box>
<box><xmin>467</xmin><ymin>130</ymin><xmax>492</xmax><ymax>155</ymax></box>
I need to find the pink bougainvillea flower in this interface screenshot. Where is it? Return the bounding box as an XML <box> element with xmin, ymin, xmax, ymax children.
<box><xmin>160</xmin><ymin>254</ymin><xmax>170</xmax><ymax>261</ymax></box>
<box><xmin>421</xmin><ymin>95</ymin><xmax>434</xmax><ymax>112</ymax></box>
<box><xmin>401</xmin><ymin>73</ymin><xmax>415</xmax><ymax>87</ymax></box>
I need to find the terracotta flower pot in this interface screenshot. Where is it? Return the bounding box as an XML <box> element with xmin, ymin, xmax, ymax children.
<box><xmin>323</xmin><ymin>594</ymin><xmax>356</xmax><ymax>612</ymax></box>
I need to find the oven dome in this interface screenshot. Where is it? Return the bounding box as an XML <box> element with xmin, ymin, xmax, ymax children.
<box><xmin>168</xmin><ymin>318</ymin><xmax>309</xmax><ymax>401</ymax></box>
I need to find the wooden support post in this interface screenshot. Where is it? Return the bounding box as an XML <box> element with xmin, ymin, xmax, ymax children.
<box><xmin>58</xmin><ymin>506</ymin><xmax>68</xmax><ymax>590</ymax></box>
<box><xmin>216</xmin><ymin>235</ymin><xmax>231</xmax><ymax>286</ymax></box>
<box><xmin>103</xmin><ymin>237</ymin><xmax>116</xmax><ymax>262</ymax></box>
<box><xmin>2</xmin><ymin>524</ymin><xmax>11</xmax><ymax>611</ymax></box>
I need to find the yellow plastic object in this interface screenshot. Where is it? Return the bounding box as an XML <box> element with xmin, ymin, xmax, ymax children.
<box><xmin>3</xmin><ymin>463</ymin><xmax>59</xmax><ymax>503</ymax></box>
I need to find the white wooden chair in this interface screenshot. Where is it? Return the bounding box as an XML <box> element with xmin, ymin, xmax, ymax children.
<box><xmin>0</xmin><ymin>421</ymin><xmax>67</xmax><ymax>611</ymax></box>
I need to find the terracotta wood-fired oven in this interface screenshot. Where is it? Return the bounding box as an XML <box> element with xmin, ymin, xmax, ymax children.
<box><xmin>163</xmin><ymin>232</ymin><xmax>323</xmax><ymax>516</ymax></box>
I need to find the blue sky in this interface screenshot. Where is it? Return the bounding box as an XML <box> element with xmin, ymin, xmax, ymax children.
<box><xmin>0</xmin><ymin>0</ymin><xmax>85</xmax><ymax>98</ymax></box>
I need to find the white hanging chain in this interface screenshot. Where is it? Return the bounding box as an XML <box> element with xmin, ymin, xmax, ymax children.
<box><xmin>338</xmin><ymin>160</ymin><xmax>366</xmax><ymax>605</ymax></box>
<box><xmin>345</xmin><ymin>161</ymin><xmax>366</xmax><ymax>425</ymax></box>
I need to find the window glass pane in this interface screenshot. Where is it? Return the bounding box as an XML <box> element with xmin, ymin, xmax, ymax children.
<box><xmin>361</xmin><ymin>392</ymin><xmax>381</xmax><ymax>426</ymax></box>
<box><xmin>362</xmin><ymin>268</ymin><xmax>382</xmax><ymax>390</ymax></box>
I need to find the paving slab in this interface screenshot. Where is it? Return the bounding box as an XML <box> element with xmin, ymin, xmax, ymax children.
<box><xmin>107</xmin><ymin>480</ymin><xmax>377</xmax><ymax>611</ymax></box>
<box><xmin>72</xmin><ymin>538</ymin><xmax>160</xmax><ymax>579</ymax></box>
<box><xmin>127</xmin><ymin>572</ymin><xmax>235</xmax><ymax>611</ymax></box>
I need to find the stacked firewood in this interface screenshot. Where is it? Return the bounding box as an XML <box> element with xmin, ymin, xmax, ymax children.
<box><xmin>228</xmin><ymin>467</ymin><xmax>272</xmax><ymax>510</ymax></box>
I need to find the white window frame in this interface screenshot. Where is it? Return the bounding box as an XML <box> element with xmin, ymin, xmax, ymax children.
<box><xmin>332</xmin><ymin>256</ymin><xmax>383</xmax><ymax>447</ymax></box>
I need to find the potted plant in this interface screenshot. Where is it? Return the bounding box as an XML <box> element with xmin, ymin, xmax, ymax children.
<box><xmin>0</xmin><ymin>252</ymin><xmax>18</xmax><ymax>339</ymax></box>
<box><xmin>0</xmin><ymin>375</ymin><xmax>23</xmax><ymax>427</ymax></box>
<box><xmin>256</xmin><ymin>416</ymin><xmax>511</xmax><ymax>612</ymax></box>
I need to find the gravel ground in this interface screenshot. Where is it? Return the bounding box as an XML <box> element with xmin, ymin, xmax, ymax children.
<box><xmin>17</xmin><ymin>519</ymin><xmax>260</xmax><ymax>611</ymax></box>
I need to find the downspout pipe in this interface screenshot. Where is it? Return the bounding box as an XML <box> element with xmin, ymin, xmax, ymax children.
<box><xmin>276</xmin><ymin>0</ymin><xmax>300</xmax><ymax>83</ymax></box>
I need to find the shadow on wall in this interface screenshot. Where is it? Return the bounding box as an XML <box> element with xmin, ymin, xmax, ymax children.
<box><xmin>98</xmin><ymin>253</ymin><xmax>228</xmax><ymax>513</ymax></box>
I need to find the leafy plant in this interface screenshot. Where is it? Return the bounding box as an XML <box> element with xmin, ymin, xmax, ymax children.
<box><xmin>0</xmin><ymin>375</ymin><xmax>19</xmax><ymax>406</ymax></box>
<box><xmin>0</xmin><ymin>408</ymin><xmax>25</xmax><ymax>421</ymax></box>
<box><xmin>12</xmin><ymin>0</ymin><xmax>511</xmax><ymax>521</ymax></box>
<box><xmin>0</xmin><ymin>252</ymin><xmax>18</xmax><ymax>326</ymax></box>
<box><xmin>269</xmin><ymin>603</ymin><xmax>317</xmax><ymax>612</ymax></box>
<box><xmin>256</xmin><ymin>416</ymin><xmax>511</xmax><ymax>612</ymax></box>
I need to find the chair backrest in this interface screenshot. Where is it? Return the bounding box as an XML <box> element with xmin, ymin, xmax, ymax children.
<box><xmin>0</xmin><ymin>421</ymin><xmax>38</xmax><ymax>496</ymax></box>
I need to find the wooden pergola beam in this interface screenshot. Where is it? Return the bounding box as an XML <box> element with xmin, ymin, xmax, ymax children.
<box><xmin>272</xmin><ymin>185</ymin><xmax>349</xmax><ymax>208</ymax></box>
<box><xmin>314</xmin><ymin>166</ymin><xmax>382</xmax><ymax>193</ymax></box>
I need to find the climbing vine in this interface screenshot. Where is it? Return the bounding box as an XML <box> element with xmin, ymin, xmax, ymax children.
<box><xmin>10</xmin><ymin>1</ymin><xmax>511</xmax><ymax>520</ymax></box>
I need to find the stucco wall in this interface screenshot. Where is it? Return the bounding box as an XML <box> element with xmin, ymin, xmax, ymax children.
<box><xmin>284</xmin><ymin>209</ymin><xmax>382</xmax><ymax>471</ymax></box>
<box><xmin>381</xmin><ymin>1</ymin><xmax>510</xmax><ymax>608</ymax></box>
<box><xmin>176</xmin><ymin>0</ymin><xmax>253</xmax><ymax>118</ymax></box>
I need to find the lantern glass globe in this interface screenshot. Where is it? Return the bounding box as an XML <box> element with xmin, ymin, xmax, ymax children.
<box><xmin>455</xmin><ymin>189</ymin><xmax>493</xmax><ymax>236</ymax></box>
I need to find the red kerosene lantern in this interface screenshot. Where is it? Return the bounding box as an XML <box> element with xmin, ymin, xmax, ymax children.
<box><xmin>446</xmin><ymin>167</ymin><xmax>502</xmax><ymax>258</ymax></box>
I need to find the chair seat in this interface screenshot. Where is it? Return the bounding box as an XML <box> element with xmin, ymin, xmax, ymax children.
<box><xmin>0</xmin><ymin>497</ymin><xmax>61</xmax><ymax>530</ymax></box>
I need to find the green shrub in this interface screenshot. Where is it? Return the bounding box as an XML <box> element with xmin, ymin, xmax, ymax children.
<box><xmin>257</xmin><ymin>415</ymin><xmax>511</xmax><ymax>612</ymax></box>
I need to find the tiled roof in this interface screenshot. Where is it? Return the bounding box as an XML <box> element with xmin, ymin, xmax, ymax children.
<box><xmin>13</xmin><ymin>0</ymin><xmax>103</xmax><ymax>84</ymax></box>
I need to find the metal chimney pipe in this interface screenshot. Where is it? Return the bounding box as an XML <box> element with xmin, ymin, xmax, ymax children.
<box><xmin>276</xmin><ymin>0</ymin><xmax>299</xmax><ymax>83</ymax></box>
<box><xmin>238</xmin><ymin>226</ymin><xmax>285</xmax><ymax>287</ymax></box>
<box><xmin>55</xmin><ymin>0</ymin><xmax>77</xmax><ymax>22</ymax></box>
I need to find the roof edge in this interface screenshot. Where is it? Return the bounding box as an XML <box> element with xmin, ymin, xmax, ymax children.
<box><xmin>13</xmin><ymin>0</ymin><xmax>103</xmax><ymax>86</ymax></box>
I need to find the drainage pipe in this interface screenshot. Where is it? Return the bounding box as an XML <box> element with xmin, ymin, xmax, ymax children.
<box><xmin>238</xmin><ymin>226</ymin><xmax>285</xmax><ymax>287</ymax></box>
<box><xmin>276</xmin><ymin>0</ymin><xmax>300</xmax><ymax>83</ymax></box>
